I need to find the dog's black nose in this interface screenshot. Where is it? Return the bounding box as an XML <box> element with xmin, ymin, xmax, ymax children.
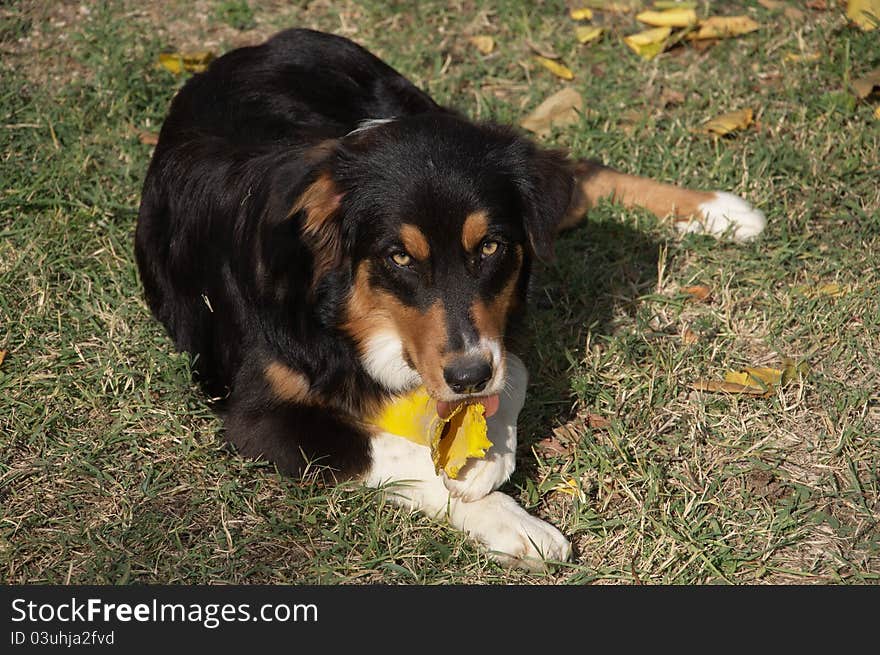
<box><xmin>443</xmin><ymin>357</ymin><xmax>492</xmax><ymax>394</ymax></box>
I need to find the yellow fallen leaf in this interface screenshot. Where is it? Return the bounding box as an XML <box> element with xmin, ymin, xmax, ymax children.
<box><xmin>816</xmin><ymin>283</ymin><xmax>846</xmax><ymax>297</ymax></box>
<box><xmin>689</xmin><ymin>16</ymin><xmax>760</xmax><ymax>40</ymax></box>
<box><xmin>519</xmin><ymin>87</ymin><xmax>584</xmax><ymax>137</ymax></box>
<box><xmin>698</xmin><ymin>108</ymin><xmax>754</xmax><ymax>135</ymax></box>
<box><xmin>158</xmin><ymin>51</ymin><xmax>215</xmax><ymax>74</ymax></box>
<box><xmin>434</xmin><ymin>403</ymin><xmax>492</xmax><ymax>479</ymax></box>
<box><xmin>793</xmin><ymin>282</ymin><xmax>848</xmax><ymax>297</ymax></box>
<box><xmin>370</xmin><ymin>387</ymin><xmax>494</xmax><ymax>479</ymax></box>
<box><xmin>575</xmin><ymin>25</ymin><xmax>604</xmax><ymax>44</ymax></box>
<box><xmin>570</xmin><ymin>7</ymin><xmax>594</xmax><ymax>20</ymax></box>
<box><xmin>534</xmin><ymin>55</ymin><xmax>574</xmax><ymax>80</ymax></box>
<box><xmin>781</xmin><ymin>358</ymin><xmax>810</xmax><ymax>383</ymax></box>
<box><xmin>875</xmin><ymin>106</ymin><xmax>880</xmax><ymax>120</ymax></box>
<box><xmin>624</xmin><ymin>26</ymin><xmax>673</xmax><ymax>61</ymax></box>
<box><xmin>654</xmin><ymin>1</ymin><xmax>697</xmax><ymax>8</ymax></box>
<box><xmin>553</xmin><ymin>478</ymin><xmax>587</xmax><ymax>502</ymax></box>
<box><xmin>783</xmin><ymin>52</ymin><xmax>821</xmax><ymax>63</ymax></box>
<box><xmin>636</xmin><ymin>8</ymin><xmax>698</xmax><ymax>27</ymax></box>
<box><xmin>757</xmin><ymin>0</ymin><xmax>784</xmax><ymax>9</ymax></box>
<box><xmin>853</xmin><ymin>68</ymin><xmax>880</xmax><ymax>99</ymax></box>
<box><xmin>690</xmin><ymin>380</ymin><xmax>769</xmax><ymax>395</ymax></box>
<box><xmin>694</xmin><ymin>359</ymin><xmax>808</xmax><ymax>396</ymax></box>
<box><xmin>469</xmin><ymin>35</ymin><xmax>495</xmax><ymax>55</ymax></box>
<box><xmin>847</xmin><ymin>0</ymin><xmax>880</xmax><ymax>30</ymax></box>
<box><xmin>0</xmin><ymin>350</ymin><xmax>6</xmax><ymax>367</ymax></box>
<box><xmin>725</xmin><ymin>367</ymin><xmax>783</xmax><ymax>390</ymax></box>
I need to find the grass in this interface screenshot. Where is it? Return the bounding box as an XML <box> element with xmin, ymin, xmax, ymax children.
<box><xmin>1</xmin><ymin>0</ymin><xmax>877</xmax><ymax>584</ymax></box>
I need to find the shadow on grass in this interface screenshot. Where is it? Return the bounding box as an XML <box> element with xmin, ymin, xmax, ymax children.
<box><xmin>514</xmin><ymin>213</ymin><xmax>661</xmax><ymax>477</ymax></box>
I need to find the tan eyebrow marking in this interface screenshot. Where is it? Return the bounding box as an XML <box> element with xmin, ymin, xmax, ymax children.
<box><xmin>462</xmin><ymin>210</ymin><xmax>490</xmax><ymax>252</ymax></box>
<box><xmin>400</xmin><ymin>224</ymin><xmax>431</xmax><ymax>260</ymax></box>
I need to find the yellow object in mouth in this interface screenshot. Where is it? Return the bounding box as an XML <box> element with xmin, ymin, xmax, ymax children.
<box><xmin>370</xmin><ymin>388</ymin><xmax>493</xmax><ymax>479</ymax></box>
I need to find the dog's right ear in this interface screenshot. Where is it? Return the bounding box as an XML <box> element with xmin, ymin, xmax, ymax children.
<box><xmin>292</xmin><ymin>170</ymin><xmax>345</xmax><ymax>285</ymax></box>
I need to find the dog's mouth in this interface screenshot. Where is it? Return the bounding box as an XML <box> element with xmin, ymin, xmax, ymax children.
<box><xmin>436</xmin><ymin>394</ymin><xmax>500</xmax><ymax>420</ymax></box>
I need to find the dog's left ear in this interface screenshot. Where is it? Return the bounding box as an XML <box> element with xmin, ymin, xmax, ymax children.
<box><xmin>293</xmin><ymin>171</ymin><xmax>345</xmax><ymax>285</ymax></box>
<box><xmin>517</xmin><ymin>147</ymin><xmax>575</xmax><ymax>262</ymax></box>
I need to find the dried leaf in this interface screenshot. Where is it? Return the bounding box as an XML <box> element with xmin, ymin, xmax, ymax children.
<box><xmin>586</xmin><ymin>413</ymin><xmax>610</xmax><ymax>429</ymax></box>
<box><xmin>784</xmin><ymin>6</ymin><xmax>806</xmax><ymax>20</ymax></box>
<box><xmin>158</xmin><ymin>51</ymin><xmax>215</xmax><ymax>74</ymax></box>
<box><xmin>469</xmin><ymin>35</ymin><xmax>495</xmax><ymax>55</ymax></box>
<box><xmin>682</xmin><ymin>328</ymin><xmax>700</xmax><ymax>344</ymax></box>
<box><xmin>654</xmin><ymin>1</ymin><xmax>696</xmax><ymax>8</ymax></box>
<box><xmin>757</xmin><ymin>0</ymin><xmax>784</xmax><ymax>9</ymax></box>
<box><xmin>782</xmin><ymin>358</ymin><xmax>810</xmax><ymax>383</ymax></box>
<box><xmin>138</xmin><ymin>130</ymin><xmax>159</xmax><ymax>145</ymax></box>
<box><xmin>569</xmin><ymin>7</ymin><xmax>594</xmax><ymax>20</ymax></box>
<box><xmin>806</xmin><ymin>0</ymin><xmax>828</xmax><ymax>9</ymax></box>
<box><xmin>636</xmin><ymin>8</ymin><xmax>698</xmax><ymax>27</ymax></box>
<box><xmin>681</xmin><ymin>284</ymin><xmax>711</xmax><ymax>302</ymax></box>
<box><xmin>520</xmin><ymin>87</ymin><xmax>584</xmax><ymax>136</ymax></box>
<box><xmin>623</xmin><ymin>26</ymin><xmax>673</xmax><ymax>61</ymax></box>
<box><xmin>690</xmin><ymin>379</ymin><xmax>768</xmax><ymax>395</ymax></box>
<box><xmin>725</xmin><ymin>367</ymin><xmax>782</xmax><ymax>390</ymax></box>
<box><xmin>875</xmin><ymin>106</ymin><xmax>880</xmax><ymax>120</ymax></box>
<box><xmin>534</xmin><ymin>55</ymin><xmax>574</xmax><ymax>80</ymax></box>
<box><xmin>575</xmin><ymin>25</ymin><xmax>604</xmax><ymax>44</ymax></box>
<box><xmin>694</xmin><ymin>359</ymin><xmax>808</xmax><ymax>396</ymax></box>
<box><xmin>553</xmin><ymin>478</ymin><xmax>586</xmax><ymax>502</ymax></box>
<box><xmin>817</xmin><ymin>283</ymin><xmax>846</xmax><ymax>297</ymax></box>
<box><xmin>538</xmin><ymin>434</ymin><xmax>573</xmax><ymax>456</ymax></box>
<box><xmin>698</xmin><ymin>107</ymin><xmax>754</xmax><ymax>135</ymax></box>
<box><xmin>847</xmin><ymin>0</ymin><xmax>880</xmax><ymax>30</ymax></box>
<box><xmin>783</xmin><ymin>52</ymin><xmax>821</xmax><ymax>63</ymax></box>
<box><xmin>853</xmin><ymin>68</ymin><xmax>880</xmax><ymax>99</ymax></box>
<box><xmin>794</xmin><ymin>282</ymin><xmax>848</xmax><ymax>297</ymax></box>
<box><xmin>689</xmin><ymin>16</ymin><xmax>760</xmax><ymax>40</ymax></box>
<box><xmin>659</xmin><ymin>88</ymin><xmax>686</xmax><ymax>106</ymax></box>
<box><xmin>0</xmin><ymin>350</ymin><xmax>6</xmax><ymax>368</ymax></box>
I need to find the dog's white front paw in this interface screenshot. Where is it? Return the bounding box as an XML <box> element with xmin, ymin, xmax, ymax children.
<box><xmin>442</xmin><ymin>448</ymin><xmax>516</xmax><ymax>502</ymax></box>
<box><xmin>458</xmin><ymin>492</ymin><xmax>571</xmax><ymax>571</ymax></box>
<box><xmin>679</xmin><ymin>191</ymin><xmax>766</xmax><ymax>242</ymax></box>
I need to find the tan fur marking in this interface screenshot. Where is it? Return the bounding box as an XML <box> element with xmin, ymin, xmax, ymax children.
<box><xmin>344</xmin><ymin>262</ymin><xmax>450</xmax><ymax>397</ymax></box>
<box><xmin>462</xmin><ymin>210</ymin><xmax>490</xmax><ymax>252</ymax></box>
<box><xmin>293</xmin><ymin>173</ymin><xmax>343</xmax><ymax>283</ymax></box>
<box><xmin>471</xmin><ymin>246</ymin><xmax>523</xmax><ymax>341</ymax></box>
<box><xmin>265</xmin><ymin>362</ymin><xmax>311</xmax><ymax>403</ymax></box>
<box><xmin>559</xmin><ymin>161</ymin><xmax>716</xmax><ymax>232</ymax></box>
<box><xmin>400</xmin><ymin>224</ymin><xmax>431</xmax><ymax>261</ymax></box>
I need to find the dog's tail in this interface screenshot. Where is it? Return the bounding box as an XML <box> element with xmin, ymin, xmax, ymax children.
<box><xmin>562</xmin><ymin>160</ymin><xmax>765</xmax><ymax>242</ymax></box>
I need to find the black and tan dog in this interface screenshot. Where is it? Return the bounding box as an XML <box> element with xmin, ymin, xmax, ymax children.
<box><xmin>136</xmin><ymin>28</ymin><xmax>765</xmax><ymax>569</ymax></box>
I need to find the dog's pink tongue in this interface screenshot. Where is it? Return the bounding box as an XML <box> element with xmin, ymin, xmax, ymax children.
<box><xmin>437</xmin><ymin>394</ymin><xmax>500</xmax><ymax>420</ymax></box>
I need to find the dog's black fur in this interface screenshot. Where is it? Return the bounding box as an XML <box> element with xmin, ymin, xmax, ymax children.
<box><xmin>135</xmin><ymin>29</ymin><xmax>575</xmax><ymax>479</ymax></box>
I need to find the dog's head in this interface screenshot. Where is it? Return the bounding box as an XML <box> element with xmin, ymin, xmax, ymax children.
<box><xmin>293</xmin><ymin>114</ymin><xmax>573</xmax><ymax>412</ymax></box>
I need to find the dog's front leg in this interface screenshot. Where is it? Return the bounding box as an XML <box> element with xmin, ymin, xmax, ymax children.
<box><xmin>362</xmin><ymin>353</ymin><xmax>570</xmax><ymax>570</ymax></box>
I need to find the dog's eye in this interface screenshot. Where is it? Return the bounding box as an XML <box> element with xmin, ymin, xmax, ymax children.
<box><xmin>390</xmin><ymin>251</ymin><xmax>412</xmax><ymax>267</ymax></box>
<box><xmin>480</xmin><ymin>240</ymin><xmax>500</xmax><ymax>258</ymax></box>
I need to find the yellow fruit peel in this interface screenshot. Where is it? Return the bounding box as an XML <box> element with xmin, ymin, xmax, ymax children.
<box><xmin>371</xmin><ymin>388</ymin><xmax>493</xmax><ymax>479</ymax></box>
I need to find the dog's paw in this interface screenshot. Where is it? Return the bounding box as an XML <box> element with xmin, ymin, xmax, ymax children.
<box><xmin>442</xmin><ymin>448</ymin><xmax>516</xmax><ymax>502</ymax></box>
<box><xmin>460</xmin><ymin>492</ymin><xmax>571</xmax><ymax>571</ymax></box>
<box><xmin>678</xmin><ymin>191</ymin><xmax>766</xmax><ymax>242</ymax></box>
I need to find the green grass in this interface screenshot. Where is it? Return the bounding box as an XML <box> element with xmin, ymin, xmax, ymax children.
<box><xmin>1</xmin><ymin>0</ymin><xmax>877</xmax><ymax>584</ymax></box>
